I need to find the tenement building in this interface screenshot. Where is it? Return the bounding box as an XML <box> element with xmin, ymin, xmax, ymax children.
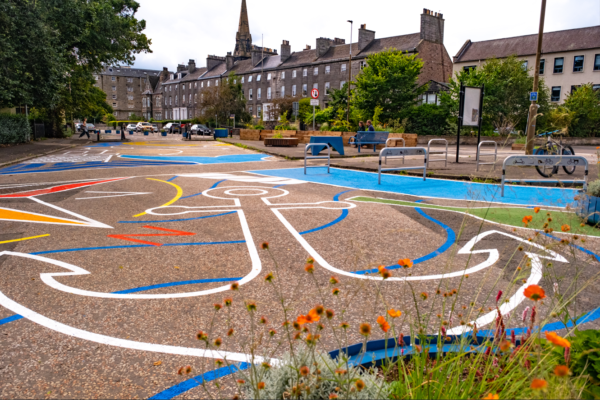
<box><xmin>143</xmin><ymin>1</ymin><xmax>453</xmax><ymax>121</ymax></box>
<box><xmin>453</xmin><ymin>26</ymin><xmax>600</xmax><ymax>104</ymax></box>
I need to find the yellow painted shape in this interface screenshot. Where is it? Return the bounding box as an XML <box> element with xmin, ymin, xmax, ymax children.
<box><xmin>133</xmin><ymin>178</ymin><xmax>183</xmax><ymax>217</ymax></box>
<box><xmin>0</xmin><ymin>208</ymin><xmax>86</xmax><ymax>225</ymax></box>
<box><xmin>0</xmin><ymin>234</ymin><xmax>50</xmax><ymax>245</ymax></box>
<box><xmin>214</xmin><ymin>144</ymin><xmax>233</xmax><ymax>147</ymax></box>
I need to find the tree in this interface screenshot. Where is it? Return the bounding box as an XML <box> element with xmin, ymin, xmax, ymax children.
<box><xmin>402</xmin><ymin>104</ymin><xmax>452</xmax><ymax>136</ymax></box>
<box><xmin>353</xmin><ymin>49</ymin><xmax>427</xmax><ymax>123</ymax></box>
<box><xmin>59</xmin><ymin>66</ymin><xmax>113</xmax><ymax>122</ymax></box>
<box><xmin>440</xmin><ymin>56</ymin><xmax>551</xmax><ymax>134</ymax></box>
<box><xmin>265</xmin><ymin>94</ymin><xmax>301</xmax><ymax>124</ymax></box>
<box><xmin>200</xmin><ymin>73</ymin><xmax>250</xmax><ymax>125</ymax></box>
<box><xmin>563</xmin><ymin>84</ymin><xmax>600</xmax><ymax>137</ymax></box>
<box><xmin>328</xmin><ymin>84</ymin><xmax>349</xmax><ymax>118</ymax></box>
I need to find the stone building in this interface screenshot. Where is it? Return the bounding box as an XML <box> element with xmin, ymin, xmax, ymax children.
<box><xmin>146</xmin><ymin>2</ymin><xmax>453</xmax><ymax>123</ymax></box>
<box><xmin>453</xmin><ymin>26</ymin><xmax>600</xmax><ymax>104</ymax></box>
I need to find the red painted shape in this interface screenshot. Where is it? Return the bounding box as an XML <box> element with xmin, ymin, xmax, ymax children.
<box><xmin>107</xmin><ymin>226</ymin><xmax>196</xmax><ymax>246</ymax></box>
<box><xmin>0</xmin><ymin>177</ymin><xmax>129</xmax><ymax>198</ymax></box>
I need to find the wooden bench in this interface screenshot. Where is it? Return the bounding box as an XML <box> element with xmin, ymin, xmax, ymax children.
<box><xmin>349</xmin><ymin>131</ymin><xmax>390</xmax><ymax>153</ymax></box>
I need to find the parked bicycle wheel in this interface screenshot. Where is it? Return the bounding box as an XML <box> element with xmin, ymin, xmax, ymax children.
<box><xmin>562</xmin><ymin>145</ymin><xmax>576</xmax><ymax>175</ymax></box>
<box><xmin>535</xmin><ymin>148</ymin><xmax>559</xmax><ymax>178</ymax></box>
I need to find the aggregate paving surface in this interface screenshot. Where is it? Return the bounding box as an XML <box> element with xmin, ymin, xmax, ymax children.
<box><xmin>0</xmin><ymin>138</ymin><xmax>599</xmax><ymax>398</ymax></box>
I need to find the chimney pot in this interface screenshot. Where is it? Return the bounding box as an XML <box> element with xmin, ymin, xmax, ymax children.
<box><xmin>358</xmin><ymin>25</ymin><xmax>375</xmax><ymax>51</ymax></box>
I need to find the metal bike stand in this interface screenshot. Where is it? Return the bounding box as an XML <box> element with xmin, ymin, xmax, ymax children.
<box><xmin>426</xmin><ymin>139</ymin><xmax>448</xmax><ymax>168</ymax></box>
<box><xmin>476</xmin><ymin>141</ymin><xmax>498</xmax><ymax>171</ymax></box>
<box><xmin>304</xmin><ymin>143</ymin><xmax>331</xmax><ymax>174</ymax></box>
<box><xmin>379</xmin><ymin>147</ymin><xmax>428</xmax><ymax>184</ymax></box>
<box><xmin>384</xmin><ymin>138</ymin><xmax>406</xmax><ymax>165</ymax></box>
<box><xmin>501</xmin><ymin>155</ymin><xmax>588</xmax><ymax>196</ymax></box>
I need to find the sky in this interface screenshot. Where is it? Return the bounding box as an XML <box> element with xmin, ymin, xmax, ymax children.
<box><xmin>131</xmin><ymin>0</ymin><xmax>600</xmax><ymax>71</ymax></box>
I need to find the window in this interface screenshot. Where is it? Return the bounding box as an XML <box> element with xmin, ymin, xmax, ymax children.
<box><xmin>94</xmin><ymin>75</ymin><xmax>99</xmax><ymax>80</ymax></box>
<box><xmin>340</xmin><ymin>81</ymin><xmax>346</xmax><ymax>89</ymax></box>
<box><xmin>249</xmin><ymin>75</ymin><xmax>253</xmax><ymax>83</ymax></box>
<box><xmin>112</xmin><ymin>95</ymin><xmax>117</xmax><ymax>100</ymax></box>
<box><xmin>303</xmin><ymin>69</ymin><xmax>308</xmax><ymax>77</ymax></box>
<box><xmin>201</xmin><ymin>82</ymin><xmax>204</xmax><ymax>88</ymax></box>
<box><xmin>111</xmin><ymin>76</ymin><xmax>116</xmax><ymax>81</ymax></box>
<box><xmin>267</xmin><ymin>73</ymin><xmax>272</xmax><ymax>80</ymax></box>
<box><xmin>325</xmin><ymin>66</ymin><xmax>330</xmax><ymax>74</ymax></box>
<box><xmin>314</xmin><ymin>67</ymin><xmax>318</xmax><ymax>76</ymax></box>
<box><xmin>463</xmin><ymin>66</ymin><xmax>476</xmax><ymax>73</ymax></box>
<box><xmin>341</xmin><ymin>64</ymin><xmax>347</xmax><ymax>72</ymax></box>
<box><xmin>170</xmin><ymin>85</ymin><xmax>172</xmax><ymax>91</ymax></box>
<box><xmin>215</xmin><ymin>80</ymin><xmax>219</xmax><ymax>86</ymax></box>
<box><xmin>165</xmin><ymin>97</ymin><xmax>168</xmax><ymax>105</ymax></box>
<box><xmin>292</xmin><ymin>70</ymin><xmax>297</xmax><ymax>78</ymax></box>
<box><xmin>127</xmin><ymin>78</ymin><xmax>133</xmax><ymax>83</ymax></box>
<box><xmin>313</xmin><ymin>83</ymin><xmax>318</xmax><ymax>90</ymax></box>
<box><xmin>156</xmin><ymin>113</ymin><xmax>161</xmax><ymax>120</ymax></box>
<box><xmin>257</xmin><ymin>88</ymin><xmax>262</xmax><ymax>99</ymax></box>
<box><xmin>360</xmin><ymin>61</ymin><xmax>367</xmax><ymax>70</ymax></box>
<box><xmin>249</xmin><ymin>88</ymin><xmax>253</xmax><ymax>100</ymax></box>
<box><xmin>325</xmin><ymin>82</ymin><xmax>330</xmax><ymax>93</ymax></box>
<box><xmin>593</xmin><ymin>84</ymin><xmax>600</xmax><ymax>91</ymax></box>
<box><xmin>292</xmin><ymin>85</ymin><xmax>297</xmax><ymax>96</ymax></box>
<box><xmin>571</xmin><ymin>85</ymin><xmax>581</xmax><ymax>94</ymax></box>
<box><xmin>281</xmin><ymin>71</ymin><xmax>285</xmax><ymax>79</ymax></box>
<box><xmin>234</xmin><ymin>79</ymin><xmax>237</xmax><ymax>84</ymax></box>
<box><xmin>522</xmin><ymin>61</ymin><xmax>528</xmax><ymax>70</ymax></box>
<box><xmin>194</xmin><ymin>82</ymin><xmax>197</xmax><ymax>88</ymax></box>
<box><xmin>551</xmin><ymin>86</ymin><xmax>561</xmax><ymax>102</ymax></box>
<box><xmin>249</xmin><ymin>106</ymin><xmax>253</xmax><ymax>115</ymax></box>
<box><xmin>112</xmin><ymin>86</ymin><xmax>116</xmax><ymax>91</ymax></box>
<box><xmin>128</xmin><ymin>95</ymin><xmax>134</xmax><ymax>101</ymax></box>
<box><xmin>573</xmin><ymin>55</ymin><xmax>585</xmax><ymax>72</ymax></box>
<box><xmin>281</xmin><ymin>86</ymin><xmax>285</xmax><ymax>97</ymax></box>
<box><xmin>267</xmin><ymin>87</ymin><xmax>272</xmax><ymax>99</ymax></box>
<box><xmin>539</xmin><ymin>59</ymin><xmax>545</xmax><ymax>75</ymax></box>
<box><xmin>127</xmin><ymin>87</ymin><xmax>133</xmax><ymax>92</ymax></box>
<box><xmin>142</xmin><ymin>98</ymin><xmax>146</xmax><ymax>107</ymax></box>
<box><xmin>128</xmin><ymin>104</ymin><xmax>134</xmax><ymax>109</ymax></box>
<box><xmin>183</xmin><ymin>95</ymin><xmax>186</xmax><ymax>103</ymax></box>
<box><xmin>257</xmin><ymin>105</ymin><xmax>262</xmax><ymax>116</ymax></box>
<box><xmin>257</xmin><ymin>74</ymin><xmax>261</xmax><ymax>82</ymax></box>
<box><xmin>175</xmin><ymin>95</ymin><xmax>178</xmax><ymax>105</ymax></box>
<box><xmin>194</xmin><ymin>94</ymin><xmax>197</xmax><ymax>103</ymax></box>
<box><xmin>554</xmin><ymin>58</ymin><xmax>564</xmax><ymax>73</ymax></box>
<box><xmin>189</xmin><ymin>83</ymin><xmax>192</xmax><ymax>89</ymax></box>
<box><xmin>112</xmin><ymin>102</ymin><xmax>117</xmax><ymax>107</ymax></box>
<box><xmin>156</xmin><ymin>98</ymin><xmax>160</xmax><ymax>107</ymax></box>
<box><xmin>170</xmin><ymin>97</ymin><xmax>172</xmax><ymax>105</ymax></box>
<box><xmin>207</xmin><ymin>81</ymin><xmax>210</xmax><ymax>87</ymax></box>
<box><xmin>302</xmin><ymin>84</ymin><xmax>307</xmax><ymax>96</ymax></box>
<box><xmin>595</xmin><ymin>55</ymin><xmax>600</xmax><ymax>71</ymax></box>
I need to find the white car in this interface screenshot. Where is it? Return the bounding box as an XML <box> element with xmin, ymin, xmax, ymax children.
<box><xmin>164</xmin><ymin>122</ymin><xmax>181</xmax><ymax>133</ymax></box>
<box><xmin>136</xmin><ymin>122</ymin><xmax>153</xmax><ymax>132</ymax></box>
<box><xmin>126</xmin><ymin>124</ymin><xmax>137</xmax><ymax>131</ymax></box>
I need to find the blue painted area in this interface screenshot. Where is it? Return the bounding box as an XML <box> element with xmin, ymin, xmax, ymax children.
<box><xmin>119</xmin><ymin>211</ymin><xmax>236</xmax><ymax>224</ymax></box>
<box><xmin>0</xmin><ymin>160</ymin><xmax>195</xmax><ymax>175</ymax></box>
<box><xmin>181</xmin><ymin>180</ymin><xmax>227</xmax><ymax>199</ymax></box>
<box><xmin>0</xmin><ymin>315</ymin><xmax>24</xmax><ymax>326</ymax></box>
<box><xmin>150</xmin><ymin>363</ymin><xmax>251</xmax><ymax>400</ymax></box>
<box><xmin>354</xmin><ymin>207</ymin><xmax>456</xmax><ymax>275</ymax></box>
<box><xmin>541</xmin><ymin>231</ymin><xmax>600</xmax><ymax>263</ymax></box>
<box><xmin>30</xmin><ymin>241</ymin><xmax>245</xmax><ymax>255</ymax></box>
<box><xmin>250</xmin><ymin>168</ymin><xmax>577</xmax><ymax>208</ymax></box>
<box><xmin>167</xmin><ymin>176</ymin><xmax>178</xmax><ymax>182</ymax></box>
<box><xmin>113</xmin><ymin>277</ymin><xmax>242</xmax><ymax>294</ymax></box>
<box><xmin>272</xmin><ymin>184</ymin><xmax>287</xmax><ymax>189</ymax></box>
<box><xmin>120</xmin><ymin>154</ymin><xmax>268</xmax><ymax>164</ymax></box>
<box><xmin>300</xmin><ymin>210</ymin><xmax>349</xmax><ymax>235</ymax></box>
<box><xmin>86</xmin><ymin>143</ymin><xmax>124</xmax><ymax>148</ymax></box>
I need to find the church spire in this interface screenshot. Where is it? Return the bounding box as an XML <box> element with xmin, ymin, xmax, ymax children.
<box><xmin>234</xmin><ymin>0</ymin><xmax>253</xmax><ymax>58</ymax></box>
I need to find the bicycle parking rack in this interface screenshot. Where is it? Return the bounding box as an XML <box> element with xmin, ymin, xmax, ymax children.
<box><xmin>379</xmin><ymin>147</ymin><xmax>428</xmax><ymax>184</ymax></box>
<box><xmin>476</xmin><ymin>141</ymin><xmax>498</xmax><ymax>171</ymax></box>
<box><xmin>304</xmin><ymin>143</ymin><xmax>331</xmax><ymax>174</ymax></box>
<box><xmin>384</xmin><ymin>138</ymin><xmax>405</xmax><ymax>165</ymax></box>
<box><xmin>426</xmin><ymin>139</ymin><xmax>448</xmax><ymax>168</ymax></box>
<box><xmin>501</xmin><ymin>155</ymin><xmax>589</xmax><ymax>196</ymax></box>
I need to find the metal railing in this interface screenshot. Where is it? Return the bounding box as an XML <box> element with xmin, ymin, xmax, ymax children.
<box><xmin>304</xmin><ymin>143</ymin><xmax>331</xmax><ymax>174</ymax></box>
<box><xmin>379</xmin><ymin>147</ymin><xmax>428</xmax><ymax>184</ymax></box>
<box><xmin>476</xmin><ymin>141</ymin><xmax>498</xmax><ymax>171</ymax></box>
<box><xmin>501</xmin><ymin>155</ymin><xmax>588</xmax><ymax>196</ymax></box>
<box><xmin>426</xmin><ymin>139</ymin><xmax>448</xmax><ymax>168</ymax></box>
<box><xmin>384</xmin><ymin>137</ymin><xmax>405</xmax><ymax>165</ymax></box>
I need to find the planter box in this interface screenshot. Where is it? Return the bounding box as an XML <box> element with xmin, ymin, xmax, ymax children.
<box><xmin>512</xmin><ymin>143</ymin><xmax>526</xmax><ymax>151</ymax></box>
<box><xmin>577</xmin><ymin>193</ymin><xmax>600</xmax><ymax>225</ymax></box>
<box><xmin>264</xmin><ymin>138</ymin><xmax>299</xmax><ymax>147</ymax></box>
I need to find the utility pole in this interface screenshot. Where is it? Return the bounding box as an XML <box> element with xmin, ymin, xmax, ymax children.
<box><xmin>347</xmin><ymin>20</ymin><xmax>353</xmax><ymax>122</ymax></box>
<box><xmin>525</xmin><ymin>0</ymin><xmax>547</xmax><ymax>155</ymax></box>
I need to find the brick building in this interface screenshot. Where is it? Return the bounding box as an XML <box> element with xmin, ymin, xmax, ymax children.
<box><xmin>144</xmin><ymin>2</ymin><xmax>453</xmax><ymax>123</ymax></box>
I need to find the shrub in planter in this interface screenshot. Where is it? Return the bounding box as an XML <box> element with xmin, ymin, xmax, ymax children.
<box><xmin>0</xmin><ymin>113</ymin><xmax>31</xmax><ymax>144</ymax></box>
<box><xmin>577</xmin><ymin>179</ymin><xmax>600</xmax><ymax>225</ymax></box>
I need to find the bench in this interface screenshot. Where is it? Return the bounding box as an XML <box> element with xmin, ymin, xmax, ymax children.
<box><xmin>349</xmin><ymin>131</ymin><xmax>389</xmax><ymax>153</ymax></box>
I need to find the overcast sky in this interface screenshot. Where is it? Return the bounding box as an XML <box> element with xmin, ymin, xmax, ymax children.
<box><xmin>131</xmin><ymin>0</ymin><xmax>600</xmax><ymax>71</ymax></box>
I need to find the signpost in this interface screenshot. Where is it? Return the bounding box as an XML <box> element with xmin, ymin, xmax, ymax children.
<box><xmin>456</xmin><ymin>83</ymin><xmax>485</xmax><ymax>163</ymax></box>
<box><xmin>230</xmin><ymin>114</ymin><xmax>235</xmax><ymax>137</ymax></box>
<box><xmin>311</xmin><ymin>89</ymin><xmax>319</xmax><ymax>131</ymax></box>
<box><xmin>529</xmin><ymin>92</ymin><xmax>538</xmax><ymax>102</ymax></box>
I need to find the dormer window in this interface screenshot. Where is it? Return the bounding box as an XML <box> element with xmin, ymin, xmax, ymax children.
<box><xmin>170</xmin><ymin>74</ymin><xmax>174</xmax><ymax>80</ymax></box>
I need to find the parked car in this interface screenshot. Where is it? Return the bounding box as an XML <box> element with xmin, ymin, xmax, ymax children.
<box><xmin>126</xmin><ymin>124</ymin><xmax>137</xmax><ymax>131</ymax></box>
<box><xmin>191</xmin><ymin>124</ymin><xmax>212</xmax><ymax>136</ymax></box>
<box><xmin>164</xmin><ymin>122</ymin><xmax>181</xmax><ymax>133</ymax></box>
<box><xmin>76</xmin><ymin>123</ymin><xmax>95</xmax><ymax>132</ymax></box>
<box><xmin>136</xmin><ymin>122</ymin><xmax>153</xmax><ymax>132</ymax></box>
<box><xmin>152</xmin><ymin>124</ymin><xmax>159</xmax><ymax>132</ymax></box>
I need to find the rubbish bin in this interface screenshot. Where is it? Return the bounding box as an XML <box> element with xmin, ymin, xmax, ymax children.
<box><xmin>214</xmin><ymin>129</ymin><xmax>229</xmax><ymax>139</ymax></box>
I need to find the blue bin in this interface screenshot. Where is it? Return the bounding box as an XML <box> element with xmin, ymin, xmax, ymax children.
<box><xmin>214</xmin><ymin>129</ymin><xmax>229</xmax><ymax>138</ymax></box>
<box><xmin>106</xmin><ymin>130</ymin><xmax>112</xmax><ymax>134</ymax></box>
<box><xmin>182</xmin><ymin>132</ymin><xmax>188</xmax><ymax>138</ymax></box>
<box><xmin>129</xmin><ymin>131</ymin><xmax>134</xmax><ymax>135</ymax></box>
<box><xmin>144</xmin><ymin>131</ymin><xmax>149</xmax><ymax>136</ymax></box>
<box><xmin>161</xmin><ymin>132</ymin><xmax>167</xmax><ymax>137</ymax></box>
<box><xmin>577</xmin><ymin>192</ymin><xmax>600</xmax><ymax>225</ymax></box>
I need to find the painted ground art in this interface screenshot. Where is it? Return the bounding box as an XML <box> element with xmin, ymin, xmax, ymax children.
<box><xmin>0</xmin><ymin>139</ymin><xmax>598</xmax><ymax>398</ymax></box>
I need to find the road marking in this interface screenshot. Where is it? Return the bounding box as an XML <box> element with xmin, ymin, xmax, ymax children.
<box><xmin>0</xmin><ymin>234</ymin><xmax>50</xmax><ymax>245</ymax></box>
<box><xmin>75</xmin><ymin>191</ymin><xmax>151</xmax><ymax>200</ymax></box>
<box><xmin>0</xmin><ymin>208</ymin><xmax>88</xmax><ymax>226</ymax></box>
<box><xmin>107</xmin><ymin>226</ymin><xmax>195</xmax><ymax>246</ymax></box>
<box><xmin>133</xmin><ymin>179</ymin><xmax>183</xmax><ymax>217</ymax></box>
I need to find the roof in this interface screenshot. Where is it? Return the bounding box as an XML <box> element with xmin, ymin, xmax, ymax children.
<box><xmin>454</xmin><ymin>25</ymin><xmax>600</xmax><ymax>63</ymax></box>
<box><xmin>100</xmin><ymin>66</ymin><xmax>163</xmax><ymax>77</ymax></box>
<box><xmin>181</xmin><ymin>67</ymin><xmax>208</xmax><ymax>82</ymax></box>
<box><xmin>201</xmin><ymin>62</ymin><xmax>228</xmax><ymax>79</ymax></box>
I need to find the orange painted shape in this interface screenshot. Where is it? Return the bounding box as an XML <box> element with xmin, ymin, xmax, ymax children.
<box><xmin>0</xmin><ymin>177</ymin><xmax>128</xmax><ymax>198</ymax></box>
<box><xmin>0</xmin><ymin>208</ymin><xmax>86</xmax><ymax>225</ymax></box>
<box><xmin>107</xmin><ymin>226</ymin><xmax>196</xmax><ymax>247</ymax></box>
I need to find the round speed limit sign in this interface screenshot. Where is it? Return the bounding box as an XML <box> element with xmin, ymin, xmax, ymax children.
<box><xmin>311</xmin><ymin>89</ymin><xmax>319</xmax><ymax>99</ymax></box>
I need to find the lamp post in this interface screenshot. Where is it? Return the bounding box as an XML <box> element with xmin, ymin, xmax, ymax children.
<box><xmin>347</xmin><ymin>20</ymin><xmax>353</xmax><ymax>122</ymax></box>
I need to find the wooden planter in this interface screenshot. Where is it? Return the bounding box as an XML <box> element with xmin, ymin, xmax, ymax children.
<box><xmin>512</xmin><ymin>143</ymin><xmax>526</xmax><ymax>150</ymax></box>
<box><xmin>264</xmin><ymin>138</ymin><xmax>299</xmax><ymax>147</ymax></box>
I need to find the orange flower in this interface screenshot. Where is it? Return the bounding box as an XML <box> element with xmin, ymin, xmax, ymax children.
<box><xmin>421</xmin><ymin>292</ymin><xmax>429</xmax><ymax>300</ymax></box>
<box><xmin>561</xmin><ymin>224</ymin><xmax>571</xmax><ymax>232</ymax></box>
<box><xmin>398</xmin><ymin>259</ymin><xmax>414</xmax><ymax>268</ymax></box>
<box><xmin>230</xmin><ymin>282</ymin><xmax>239</xmax><ymax>291</ymax></box>
<box><xmin>304</xmin><ymin>263</ymin><xmax>314</xmax><ymax>273</ymax></box>
<box><xmin>297</xmin><ymin>308</ymin><xmax>320</xmax><ymax>325</ymax></box>
<box><xmin>326</xmin><ymin>309</ymin><xmax>335</xmax><ymax>319</ymax></box>
<box><xmin>377</xmin><ymin>315</ymin><xmax>390</xmax><ymax>333</ymax></box>
<box><xmin>499</xmin><ymin>340</ymin><xmax>512</xmax><ymax>352</ymax></box>
<box><xmin>332</xmin><ymin>288</ymin><xmax>340</xmax><ymax>295</ymax></box>
<box><xmin>300</xmin><ymin>365</ymin><xmax>310</xmax><ymax>376</ymax></box>
<box><xmin>264</xmin><ymin>272</ymin><xmax>274</xmax><ymax>282</ymax></box>
<box><xmin>554</xmin><ymin>365</ymin><xmax>570</xmax><ymax>377</ymax></box>
<box><xmin>227</xmin><ymin>328</ymin><xmax>234</xmax><ymax>337</ymax></box>
<box><xmin>359</xmin><ymin>323</ymin><xmax>372</xmax><ymax>336</ymax></box>
<box><xmin>257</xmin><ymin>382</ymin><xmax>265</xmax><ymax>390</ymax></box>
<box><xmin>483</xmin><ymin>394</ymin><xmax>499</xmax><ymax>400</ymax></box>
<box><xmin>534</xmin><ymin>207</ymin><xmax>541</xmax><ymax>214</ymax></box>
<box><xmin>329</xmin><ymin>276</ymin><xmax>339</xmax><ymax>285</ymax></box>
<box><xmin>355</xmin><ymin>379</ymin><xmax>365</xmax><ymax>392</ymax></box>
<box><xmin>524</xmin><ymin>284</ymin><xmax>546</xmax><ymax>301</ymax></box>
<box><xmin>388</xmin><ymin>309</ymin><xmax>402</xmax><ymax>318</ymax></box>
<box><xmin>261</xmin><ymin>242</ymin><xmax>269</xmax><ymax>250</ymax></box>
<box><xmin>545</xmin><ymin>332</ymin><xmax>571</xmax><ymax>348</ymax></box>
<box><xmin>530</xmin><ymin>378</ymin><xmax>547</xmax><ymax>390</ymax></box>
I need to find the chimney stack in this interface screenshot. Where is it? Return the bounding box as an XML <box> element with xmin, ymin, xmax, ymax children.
<box><xmin>304</xmin><ymin>45</ymin><xmax>311</xmax><ymax>51</ymax></box>
<box><xmin>177</xmin><ymin>64</ymin><xmax>186</xmax><ymax>72</ymax></box>
<box><xmin>358</xmin><ymin>24</ymin><xmax>375</xmax><ymax>52</ymax></box>
<box><xmin>316</xmin><ymin>37</ymin><xmax>333</xmax><ymax>58</ymax></box>
<box><xmin>334</xmin><ymin>38</ymin><xmax>346</xmax><ymax>45</ymax></box>
<box><xmin>226</xmin><ymin>52</ymin><xmax>234</xmax><ymax>70</ymax></box>
<box><xmin>251</xmin><ymin>49</ymin><xmax>263</xmax><ymax>66</ymax></box>
<box><xmin>281</xmin><ymin>40</ymin><xmax>291</xmax><ymax>62</ymax></box>
<box><xmin>188</xmin><ymin>59</ymin><xmax>196</xmax><ymax>73</ymax></box>
<box><xmin>420</xmin><ymin>9</ymin><xmax>445</xmax><ymax>44</ymax></box>
<box><xmin>160</xmin><ymin>67</ymin><xmax>169</xmax><ymax>82</ymax></box>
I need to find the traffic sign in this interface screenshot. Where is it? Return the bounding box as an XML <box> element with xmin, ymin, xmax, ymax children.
<box><xmin>311</xmin><ymin>89</ymin><xmax>319</xmax><ymax>99</ymax></box>
<box><xmin>530</xmin><ymin>92</ymin><xmax>538</xmax><ymax>102</ymax></box>
<box><xmin>310</xmin><ymin>99</ymin><xmax>319</xmax><ymax>106</ymax></box>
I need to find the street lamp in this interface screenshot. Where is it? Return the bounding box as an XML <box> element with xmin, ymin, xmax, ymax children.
<box><xmin>347</xmin><ymin>20</ymin><xmax>353</xmax><ymax>122</ymax></box>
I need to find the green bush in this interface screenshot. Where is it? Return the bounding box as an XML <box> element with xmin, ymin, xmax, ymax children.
<box><xmin>401</xmin><ymin>104</ymin><xmax>451</xmax><ymax>136</ymax></box>
<box><xmin>587</xmin><ymin>180</ymin><xmax>600</xmax><ymax>197</ymax></box>
<box><xmin>0</xmin><ymin>113</ymin><xmax>31</xmax><ymax>144</ymax></box>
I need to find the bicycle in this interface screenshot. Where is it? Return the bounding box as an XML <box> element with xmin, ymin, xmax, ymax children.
<box><xmin>534</xmin><ymin>130</ymin><xmax>576</xmax><ymax>178</ymax></box>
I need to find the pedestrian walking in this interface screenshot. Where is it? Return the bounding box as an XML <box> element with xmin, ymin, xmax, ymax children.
<box><xmin>78</xmin><ymin>119</ymin><xmax>90</xmax><ymax>139</ymax></box>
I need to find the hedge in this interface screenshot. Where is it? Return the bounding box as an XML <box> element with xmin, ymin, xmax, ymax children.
<box><xmin>0</xmin><ymin>113</ymin><xmax>31</xmax><ymax>144</ymax></box>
